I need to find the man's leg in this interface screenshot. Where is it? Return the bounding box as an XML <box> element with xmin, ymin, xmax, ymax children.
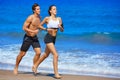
<box><xmin>13</xmin><ymin>51</ymin><xmax>26</xmax><ymax>75</ymax></box>
<box><xmin>14</xmin><ymin>34</ymin><xmax>31</xmax><ymax>75</ymax></box>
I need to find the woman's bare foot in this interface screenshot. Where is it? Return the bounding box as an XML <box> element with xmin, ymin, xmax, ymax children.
<box><xmin>32</xmin><ymin>66</ymin><xmax>37</xmax><ymax>74</ymax></box>
<box><xmin>54</xmin><ymin>74</ymin><xmax>62</xmax><ymax>79</ymax></box>
<box><xmin>13</xmin><ymin>67</ymin><xmax>18</xmax><ymax>75</ymax></box>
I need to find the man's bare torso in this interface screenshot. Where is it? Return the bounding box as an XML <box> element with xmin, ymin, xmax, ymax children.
<box><xmin>26</xmin><ymin>15</ymin><xmax>40</xmax><ymax>37</ymax></box>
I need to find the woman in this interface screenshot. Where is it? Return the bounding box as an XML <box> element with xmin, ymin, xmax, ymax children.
<box><xmin>32</xmin><ymin>5</ymin><xmax>64</xmax><ymax>79</ymax></box>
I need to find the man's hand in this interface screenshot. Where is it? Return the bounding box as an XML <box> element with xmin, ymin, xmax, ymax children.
<box><xmin>33</xmin><ymin>29</ymin><xmax>39</xmax><ymax>34</ymax></box>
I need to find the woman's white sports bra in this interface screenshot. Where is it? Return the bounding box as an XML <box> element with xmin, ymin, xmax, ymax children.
<box><xmin>47</xmin><ymin>18</ymin><xmax>59</xmax><ymax>29</ymax></box>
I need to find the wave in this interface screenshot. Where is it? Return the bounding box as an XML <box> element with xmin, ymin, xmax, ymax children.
<box><xmin>1</xmin><ymin>32</ymin><xmax>120</xmax><ymax>50</ymax></box>
<box><xmin>0</xmin><ymin>44</ymin><xmax>120</xmax><ymax>78</ymax></box>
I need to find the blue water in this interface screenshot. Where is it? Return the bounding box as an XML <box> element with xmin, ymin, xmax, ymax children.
<box><xmin>0</xmin><ymin>0</ymin><xmax>120</xmax><ymax>78</ymax></box>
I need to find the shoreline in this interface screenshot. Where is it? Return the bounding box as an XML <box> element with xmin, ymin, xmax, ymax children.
<box><xmin>0</xmin><ymin>62</ymin><xmax>120</xmax><ymax>79</ymax></box>
<box><xmin>0</xmin><ymin>69</ymin><xmax>120</xmax><ymax>80</ymax></box>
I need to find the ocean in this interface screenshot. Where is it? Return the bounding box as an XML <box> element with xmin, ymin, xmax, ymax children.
<box><xmin>0</xmin><ymin>0</ymin><xmax>120</xmax><ymax>78</ymax></box>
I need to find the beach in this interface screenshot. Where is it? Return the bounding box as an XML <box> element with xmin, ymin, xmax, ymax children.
<box><xmin>0</xmin><ymin>69</ymin><xmax>120</xmax><ymax>80</ymax></box>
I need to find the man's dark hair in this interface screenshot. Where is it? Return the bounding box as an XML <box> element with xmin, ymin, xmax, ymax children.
<box><xmin>32</xmin><ymin>3</ymin><xmax>39</xmax><ymax>13</ymax></box>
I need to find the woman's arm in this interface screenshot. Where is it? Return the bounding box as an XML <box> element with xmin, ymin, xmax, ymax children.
<box><xmin>37</xmin><ymin>17</ymin><xmax>49</xmax><ymax>31</ymax></box>
<box><xmin>38</xmin><ymin>24</ymin><xmax>47</xmax><ymax>31</ymax></box>
<box><xmin>58</xmin><ymin>17</ymin><xmax>64</xmax><ymax>32</ymax></box>
<box><xmin>40</xmin><ymin>17</ymin><xmax>48</xmax><ymax>26</ymax></box>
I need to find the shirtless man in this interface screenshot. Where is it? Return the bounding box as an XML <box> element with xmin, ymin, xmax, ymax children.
<box><xmin>13</xmin><ymin>3</ymin><xmax>47</xmax><ymax>75</ymax></box>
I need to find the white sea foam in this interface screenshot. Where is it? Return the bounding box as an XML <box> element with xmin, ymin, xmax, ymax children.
<box><xmin>0</xmin><ymin>44</ymin><xmax>120</xmax><ymax>78</ymax></box>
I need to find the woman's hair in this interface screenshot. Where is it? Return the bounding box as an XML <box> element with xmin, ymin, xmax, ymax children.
<box><xmin>32</xmin><ymin>3</ymin><xmax>39</xmax><ymax>13</ymax></box>
<box><xmin>48</xmin><ymin>5</ymin><xmax>56</xmax><ymax>15</ymax></box>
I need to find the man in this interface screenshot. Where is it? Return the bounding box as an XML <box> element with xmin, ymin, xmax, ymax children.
<box><xmin>13</xmin><ymin>3</ymin><xmax>47</xmax><ymax>75</ymax></box>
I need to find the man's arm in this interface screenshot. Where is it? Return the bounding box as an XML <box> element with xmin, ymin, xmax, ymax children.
<box><xmin>23</xmin><ymin>15</ymin><xmax>36</xmax><ymax>33</ymax></box>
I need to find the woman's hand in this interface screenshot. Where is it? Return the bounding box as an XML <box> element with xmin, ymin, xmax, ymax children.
<box><xmin>58</xmin><ymin>24</ymin><xmax>64</xmax><ymax>32</ymax></box>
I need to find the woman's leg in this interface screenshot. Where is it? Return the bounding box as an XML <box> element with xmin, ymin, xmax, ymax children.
<box><xmin>32</xmin><ymin>46</ymin><xmax>50</xmax><ymax>73</ymax></box>
<box><xmin>46</xmin><ymin>43</ymin><xmax>61</xmax><ymax>78</ymax></box>
<box><xmin>33</xmin><ymin>48</ymin><xmax>41</xmax><ymax>65</ymax></box>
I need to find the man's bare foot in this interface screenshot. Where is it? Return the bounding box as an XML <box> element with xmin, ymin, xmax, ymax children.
<box><xmin>13</xmin><ymin>67</ymin><xmax>18</xmax><ymax>75</ymax></box>
<box><xmin>54</xmin><ymin>75</ymin><xmax>62</xmax><ymax>79</ymax></box>
<box><xmin>32</xmin><ymin>66</ymin><xmax>37</xmax><ymax>74</ymax></box>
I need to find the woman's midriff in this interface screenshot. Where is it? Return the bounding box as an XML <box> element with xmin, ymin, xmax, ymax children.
<box><xmin>47</xmin><ymin>29</ymin><xmax>58</xmax><ymax>36</ymax></box>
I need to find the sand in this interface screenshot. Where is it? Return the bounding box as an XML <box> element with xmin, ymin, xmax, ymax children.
<box><xmin>0</xmin><ymin>69</ymin><xmax>120</xmax><ymax>80</ymax></box>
